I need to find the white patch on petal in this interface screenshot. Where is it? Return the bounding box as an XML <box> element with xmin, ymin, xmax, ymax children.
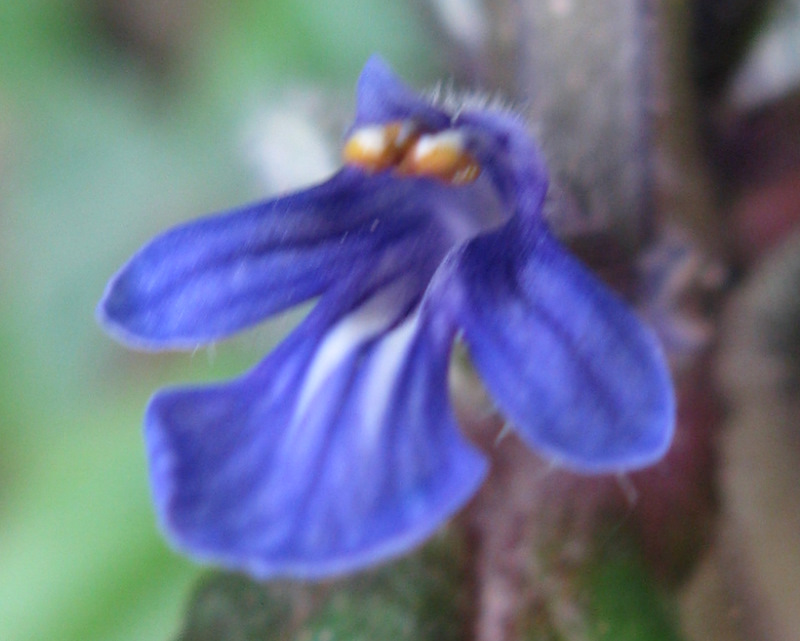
<box><xmin>295</xmin><ymin>282</ymin><xmax>410</xmax><ymax>420</ymax></box>
<box><xmin>358</xmin><ymin>311</ymin><xmax>421</xmax><ymax>445</ymax></box>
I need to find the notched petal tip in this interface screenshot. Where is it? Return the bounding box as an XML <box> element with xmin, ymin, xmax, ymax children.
<box><xmin>142</xmin><ymin>307</ymin><xmax>487</xmax><ymax>579</ymax></box>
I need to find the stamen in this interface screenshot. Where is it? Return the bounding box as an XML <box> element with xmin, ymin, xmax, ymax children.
<box><xmin>343</xmin><ymin>123</ymin><xmax>482</xmax><ymax>185</ymax></box>
<box><xmin>398</xmin><ymin>130</ymin><xmax>481</xmax><ymax>185</ymax></box>
<box><xmin>342</xmin><ymin>121</ymin><xmax>419</xmax><ymax>173</ymax></box>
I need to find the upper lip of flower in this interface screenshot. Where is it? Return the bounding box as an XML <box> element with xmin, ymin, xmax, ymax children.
<box><xmin>97</xmin><ymin>55</ymin><xmax>675</xmax><ymax>579</ymax></box>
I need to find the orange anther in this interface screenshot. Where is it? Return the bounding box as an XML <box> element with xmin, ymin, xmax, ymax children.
<box><xmin>398</xmin><ymin>131</ymin><xmax>481</xmax><ymax>185</ymax></box>
<box><xmin>343</xmin><ymin>123</ymin><xmax>481</xmax><ymax>185</ymax></box>
<box><xmin>342</xmin><ymin>121</ymin><xmax>419</xmax><ymax>173</ymax></box>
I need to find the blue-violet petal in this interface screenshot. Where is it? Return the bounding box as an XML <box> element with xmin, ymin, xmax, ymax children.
<box><xmin>146</xmin><ymin>283</ymin><xmax>487</xmax><ymax>578</ymax></box>
<box><xmin>351</xmin><ymin>56</ymin><xmax>451</xmax><ymax>131</ymax></box>
<box><xmin>98</xmin><ymin>169</ymin><xmax>434</xmax><ymax>349</ymax></box>
<box><xmin>441</xmin><ymin>223</ymin><xmax>675</xmax><ymax>472</ymax></box>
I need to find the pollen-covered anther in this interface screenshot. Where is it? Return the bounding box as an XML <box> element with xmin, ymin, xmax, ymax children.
<box><xmin>342</xmin><ymin>121</ymin><xmax>419</xmax><ymax>173</ymax></box>
<box><xmin>398</xmin><ymin>130</ymin><xmax>481</xmax><ymax>185</ymax></box>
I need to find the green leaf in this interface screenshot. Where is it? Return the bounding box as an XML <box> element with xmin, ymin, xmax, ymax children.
<box><xmin>586</xmin><ymin>546</ymin><xmax>685</xmax><ymax>641</ymax></box>
<box><xmin>177</xmin><ymin>536</ymin><xmax>468</xmax><ymax>641</ymax></box>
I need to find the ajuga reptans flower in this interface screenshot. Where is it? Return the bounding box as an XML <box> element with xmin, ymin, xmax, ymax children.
<box><xmin>98</xmin><ymin>57</ymin><xmax>674</xmax><ymax>578</ymax></box>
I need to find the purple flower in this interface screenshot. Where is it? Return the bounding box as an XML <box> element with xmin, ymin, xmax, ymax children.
<box><xmin>98</xmin><ymin>57</ymin><xmax>674</xmax><ymax>578</ymax></box>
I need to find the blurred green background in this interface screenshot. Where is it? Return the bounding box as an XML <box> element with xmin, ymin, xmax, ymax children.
<box><xmin>0</xmin><ymin>2</ymin><xmax>442</xmax><ymax>639</ymax></box>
